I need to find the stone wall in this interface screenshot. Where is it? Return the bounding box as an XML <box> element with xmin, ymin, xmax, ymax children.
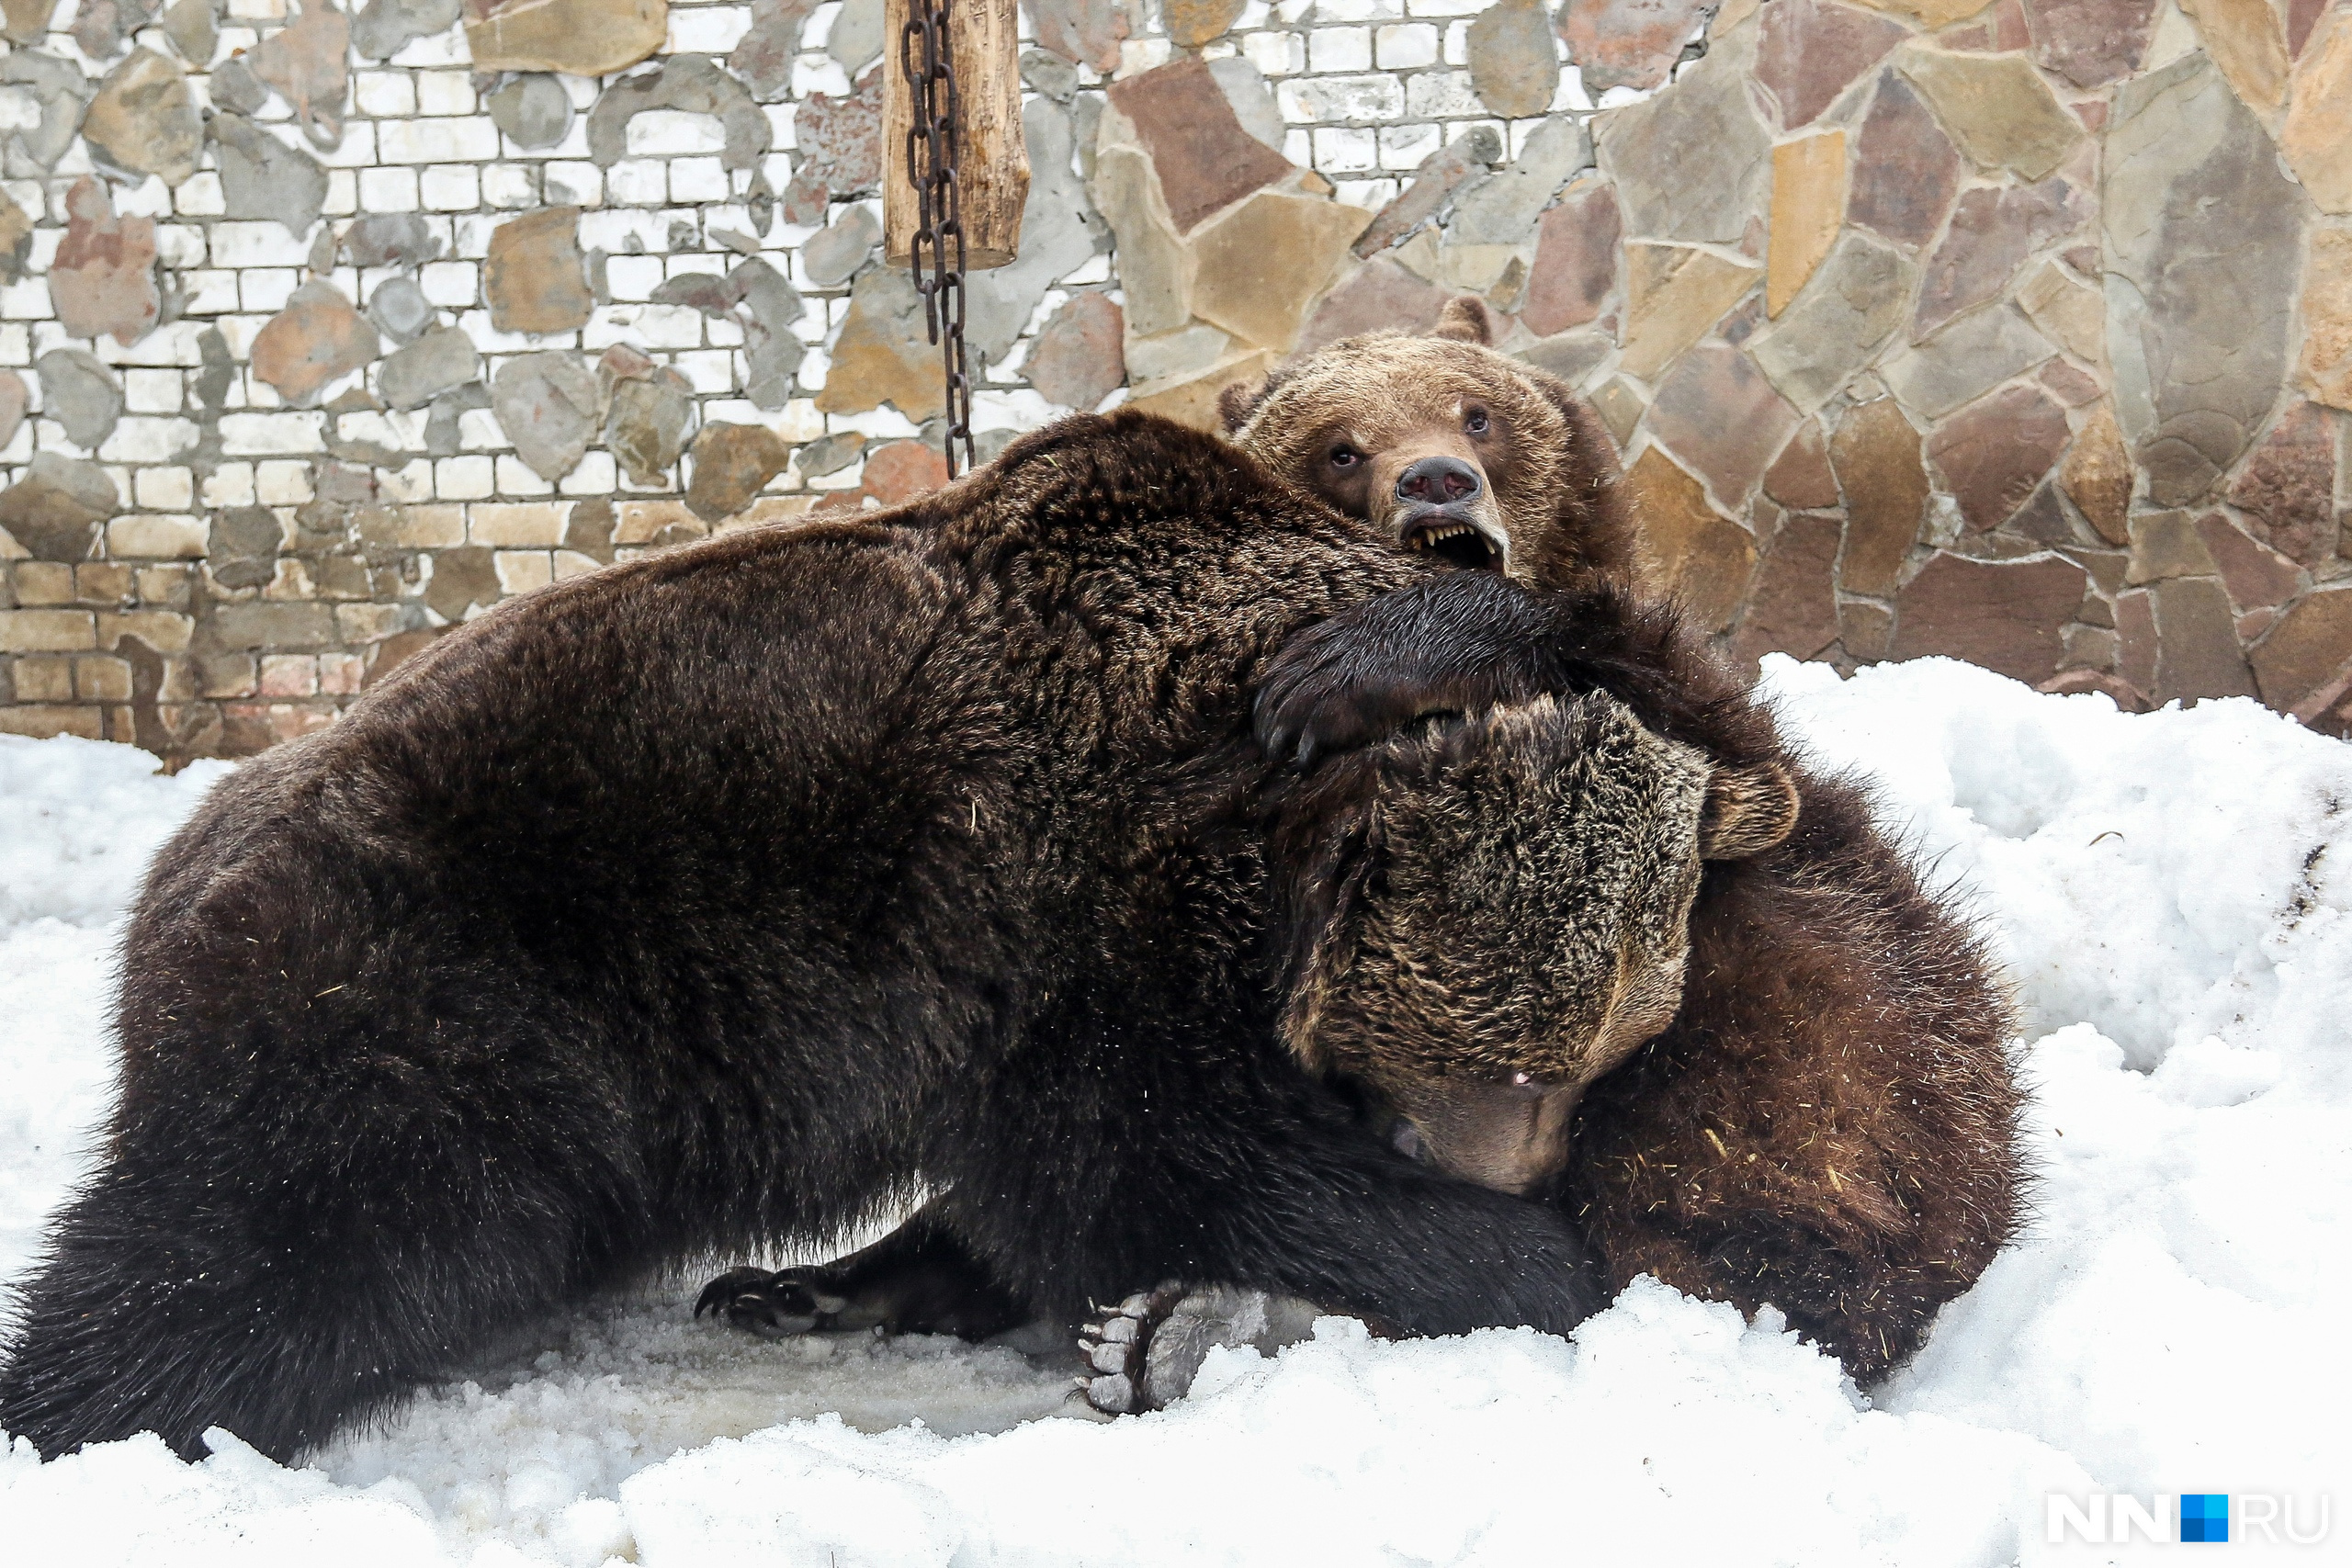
<box><xmin>0</xmin><ymin>0</ymin><xmax>2346</xmax><ymax>760</ymax></box>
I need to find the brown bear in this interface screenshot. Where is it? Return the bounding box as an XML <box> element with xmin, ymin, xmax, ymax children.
<box><xmin>716</xmin><ymin>305</ymin><xmax>2024</xmax><ymax>1400</ymax></box>
<box><xmin>1227</xmin><ymin>301</ymin><xmax>2025</xmax><ymax>1386</ymax></box>
<box><xmin>0</xmin><ymin>405</ymin><xmax>1771</xmax><ymax>1464</ymax></box>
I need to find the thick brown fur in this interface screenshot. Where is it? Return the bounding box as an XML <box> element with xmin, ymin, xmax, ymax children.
<box><xmin>1232</xmin><ymin>317</ymin><xmax>2026</xmax><ymax>1382</ymax></box>
<box><xmin>0</xmin><ymin>410</ymin><xmax>1631</xmax><ymax>1462</ymax></box>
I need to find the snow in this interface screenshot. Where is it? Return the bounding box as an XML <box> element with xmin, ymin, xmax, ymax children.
<box><xmin>3</xmin><ymin>658</ymin><xmax>2347</xmax><ymax>1565</ymax></box>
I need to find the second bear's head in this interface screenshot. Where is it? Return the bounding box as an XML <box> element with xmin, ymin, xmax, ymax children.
<box><xmin>1270</xmin><ymin>691</ymin><xmax>1789</xmax><ymax>1197</ymax></box>
<box><xmin>1221</xmin><ymin>298</ymin><xmax>1637</xmax><ymax>595</ymax></box>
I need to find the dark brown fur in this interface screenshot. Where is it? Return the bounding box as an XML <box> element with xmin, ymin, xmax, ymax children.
<box><xmin>0</xmin><ymin>410</ymin><xmax>1630</xmax><ymax>1461</ymax></box>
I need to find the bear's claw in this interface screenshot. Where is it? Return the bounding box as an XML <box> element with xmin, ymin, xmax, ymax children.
<box><xmin>694</xmin><ymin>1266</ymin><xmax>852</xmax><ymax>1337</ymax></box>
<box><xmin>1075</xmin><ymin>1284</ymin><xmax>1186</xmax><ymax>1415</ymax></box>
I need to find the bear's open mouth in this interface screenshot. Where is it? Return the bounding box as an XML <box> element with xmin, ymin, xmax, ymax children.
<box><xmin>1404</xmin><ymin>516</ymin><xmax>1506</xmax><ymax>571</ymax></box>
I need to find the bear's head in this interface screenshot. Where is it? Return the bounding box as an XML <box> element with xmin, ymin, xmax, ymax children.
<box><xmin>1272</xmin><ymin>691</ymin><xmax>1787</xmax><ymax>1196</ymax></box>
<box><xmin>1221</xmin><ymin>298</ymin><xmax>1636</xmax><ymax>594</ymax></box>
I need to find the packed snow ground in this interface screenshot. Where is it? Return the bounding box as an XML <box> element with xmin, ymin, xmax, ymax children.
<box><xmin>2</xmin><ymin>656</ymin><xmax>2346</xmax><ymax>1565</ymax></box>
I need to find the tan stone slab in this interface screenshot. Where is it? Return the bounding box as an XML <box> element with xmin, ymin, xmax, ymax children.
<box><xmin>0</xmin><ymin>705</ymin><xmax>103</xmax><ymax>739</ymax></box>
<box><xmin>82</xmin><ymin>49</ymin><xmax>203</xmax><ymax>189</ymax></box>
<box><xmin>1091</xmin><ymin>141</ymin><xmax>1194</xmax><ymax>338</ymax></box>
<box><xmin>2283</xmin><ymin>6</ymin><xmax>2352</xmax><ymax>213</ymax></box>
<box><xmin>2180</xmin><ymin>0</ymin><xmax>2290</xmax><ymax>113</ymax></box>
<box><xmin>1621</xmin><ymin>444</ymin><xmax>1756</xmax><ymax>630</ymax></box>
<box><xmin>1126</xmin><ymin>348</ymin><xmax>1276</xmax><ymax>433</ymax></box>
<box><xmin>1829</xmin><ymin>397</ymin><xmax>1928</xmax><ymax>597</ymax></box>
<box><xmin>2301</xmin><ymin>226</ymin><xmax>2352</xmax><ymax>411</ymax></box>
<box><xmin>1897</xmin><ymin>48</ymin><xmax>2083</xmax><ymax>181</ymax></box>
<box><xmin>1621</xmin><ymin>243</ymin><xmax>1759</xmax><ymax>381</ymax></box>
<box><xmin>469</xmin><ymin>502</ymin><xmax>569</xmax><ymax>547</ymax></box>
<box><xmin>2016</xmin><ymin>258</ymin><xmax>2107</xmax><ymax>367</ymax></box>
<box><xmin>816</xmin><ymin>265</ymin><xmax>944</xmax><ymax>421</ymax></box>
<box><xmin>1843</xmin><ymin>0</ymin><xmax>1992</xmax><ymax>26</ymax></box>
<box><xmin>1</xmin><ymin>609</ymin><xmax>99</xmax><ymax>652</ymax></box>
<box><xmin>2251</xmin><ymin>583</ymin><xmax>2352</xmax><ymax>712</ymax></box>
<box><xmin>614</xmin><ymin>499</ymin><xmax>703</xmax><ymax>545</ymax></box>
<box><xmin>2061</xmin><ymin>400</ymin><xmax>2134</xmax><ymax>545</ymax></box>
<box><xmin>1767</xmin><ymin>130</ymin><xmax>1844</xmax><ymax>320</ymax></box>
<box><xmin>464</xmin><ymin>0</ymin><xmax>667</xmax><ymax>76</ymax></box>
<box><xmin>484</xmin><ymin>208</ymin><xmax>593</xmax><ymax>336</ymax></box>
<box><xmin>1188</xmin><ymin>190</ymin><xmax>1372</xmax><ymax>355</ymax></box>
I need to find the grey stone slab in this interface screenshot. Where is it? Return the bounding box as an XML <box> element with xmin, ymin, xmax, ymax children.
<box><xmin>210</xmin><ymin>111</ymin><xmax>327</xmax><ymax>237</ymax></box>
<box><xmin>367</xmin><ymin>276</ymin><xmax>435</xmax><ymax>344</ymax></box>
<box><xmin>424</xmin><ymin>382</ymin><xmax>489</xmax><ymax>457</ymax></box>
<box><xmin>164</xmin><ymin>0</ymin><xmax>217</xmax><ymax>64</ymax></box>
<box><xmin>378</xmin><ymin>323</ymin><xmax>481</xmax><ymax>411</ymax></box>
<box><xmin>2</xmin><ymin>52</ymin><xmax>93</xmax><ymax>176</ymax></box>
<box><xmin>732</xmin><ymin>255</ymin><xmax>804</xmax><ymax>409</ymax></box>
<box><xmin>605</xmin><ymin>364</ymin><xmax>693</xmax><ymax>485</ymax></box>
<box><xmin>587</xmin><ymin>53</ymin><xmax>771</xmax><ymax>173</ymax></box>
<box><xmin>1596</xmin><ymin>21</ymin><xmax>1769</xmax><ymax>245</ymax></box>
<box><xmin>208</xmin><ymin>54</ymin><xmax>268</xmax><ymax>114</ymax></box>
<box><xmin>1749</xmin><ymin>232</ymin><xmax>1913</xmax><ymax>416</ymax></box>
<box><xmin>37</xmin><ymin>348</ymin><xmax>125</xmax><ymax>449</ymax></box>
<box><xmin>1208</xmin><ymin>56</ymin><xmax>1283</xmax><ymax>152</ymax></box>
<box><xmin>1448</xmin><ymin>117</ymin><xmax>1592</xmax><ymax>247</ymax></box>
<box><xmin>965</xmin><ymin>96</ymin><xmax>1099</xmax><ymax>365</ymax></box>
<box><xmin>1882</xmin><ymin>304</ymin><xmax>2055</xmax><ymax>422</ymax></box>
<box><xmin>352</xmin><ymin>0</ymin><xmax>458</xmax><ymax>59</ymax></box>
<box><xmin>2104</xmin><ymin>51</ymin><xmax>2307</xmax><ymax>506</ymax></box>
<box><xmin>492</xmin><ymin>351</ymin><xmax>599</xmax><ymax>481</ymax></box>
<box><xmin>802</xmin><ymin>203</ymin><xmax>877</xmax><ymax>288</ymax></box>
<box><xmin>486</xmin><ymin>73</ymin><xmax>571</xmax><ymax>149</ymax></box>
<box><xmin>826</xmin><ymin>0</ymin><xmax>882</xmax><ymax>73</ymax></box>
<box><xmin>343</xmin><ymin>212</ymin><xmax>442</xmax><ymax>270</ymax></box>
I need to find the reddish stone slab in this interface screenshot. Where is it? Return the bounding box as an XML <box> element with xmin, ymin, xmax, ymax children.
<box><xmin>1891</xmin><ymin>550</ymin><xmax>2088</xmax><ymax>682</ymax></box>
<box><xmin>859</xmin><ymin>438</ymin><xmax>951</xmax><ymax>503</ymax></box>
<box><xmin>2154</xmin><ymin>574</ymin><xmax>2258</xmax><ymax>700</ymax></box>
<box><xmin>1025</xmin><ymin>291</ymin><xmax>1126</xmax><ymax>412</ymax></box>
<box><xmin>1295</xmin><ymin>258</ymin><xmax>1454</xmax><ymax>356</ymax></box>
<box><xmin>781</xmin><ymin>66</ymin><xmax>884</xmax><ymax>226</ymax></box>
<box><xmin>1914</xmin><ymin>174</ymin><xmax>2094</xmax><ymax>338</ymax></box>
<box><xmin>2024</xmin><ymin>0</ymin><xmax>2158</xmax><ymax>88</ymax></box>
<box><xmin>2227</xmin><ymin>400</ymin><xmax>2338</xmax><ymax>567</ymax></box>
<box><xmin>49</xmin><ymin>176</ymin><xmax>159</xmax><ymax>347</ymax></box>
<box><xmin>1108</xmin><ymin>57</ymin><xmax>1294</xmax><ymax>235</ymax></box>
<box><xmin>2197</xmin><ymin>510</ymin><xmax>2303</xmax><ymax>610</ymax></box>
<box><xmin>1647</xmin><ymin>342</ymin><xmax>1803</xmax><ymax>512</ymax></box>
<box><xmin>1560</xmin><ymin>0</ymin><xmax>1713</xmax><ymax>94</ymax></box>
<box><xmin>1925</xmin><ymin>384</ymin><xmax>2072</xmax><ymax>531</ymax></box>
<box><xmin>1764</xmin><ymin>419</ymin><xmax>1839</xmax><ymax>508</ymax></box>
<box><xmin>1731</xmin><ymin>510</ymin><xmax>1842</xmax><ymax>664</ymax></box>
<box><xmin>1517</xmin><ymin>181</ymin><xmax>1621</xmax><ymax>338</ymax></box>
<box><xmin>1756</xmin><ymin>0</ymin><xmax>1908</xmax><ymax>129</ymax></box>
<box><xmin>1025</xmin><ymin>0</ymin><xmax>1129</xmax><ymax>71</ymax></box>
<box><xmin>1847</xmin><ymin>71</ymin><xmax>1962</xmax><ymax>250</ymax></box>
<box><xmin>2250</xmin><ymin>582</ymin><xmax>2352</xmax><ymax>711</ymax></box>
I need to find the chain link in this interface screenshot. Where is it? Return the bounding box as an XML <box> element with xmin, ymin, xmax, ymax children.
<box><xmin>901</xmin><ymin>0</ymin><xmax>974</xmax><ymax>477</ymax></box>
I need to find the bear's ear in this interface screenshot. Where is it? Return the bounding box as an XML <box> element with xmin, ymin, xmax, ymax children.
<box><xmin>1218</xmin><ymin>377</ymin><xmax>1267</xmax><ymax>434</ymax></box>
<box><xmin>1431</xmin><ymin>296</ymin><xmax>1493</xmax><ymax>345</ymax></box>
<box><xmin>1699</xmin><ymin>761</ymin><xmax>1800</xmax><ymax>860</ymax></box>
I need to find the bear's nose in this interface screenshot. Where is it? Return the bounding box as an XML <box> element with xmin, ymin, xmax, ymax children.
<box><xmin>1396</xmin><ymin>456</ymin><xmax>1482</xmax><ymax>506</ymax></box>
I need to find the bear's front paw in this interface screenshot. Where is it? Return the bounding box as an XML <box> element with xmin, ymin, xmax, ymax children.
<box><xmin>1075</xmin><ymin>1282</ymin><xmax>1329</xmax><ymax>1415</ymax></box>
<box><xmin>694</xmin><ymin>1266</ymin><xmax>854</xmax><ymax>1337</ymax></box>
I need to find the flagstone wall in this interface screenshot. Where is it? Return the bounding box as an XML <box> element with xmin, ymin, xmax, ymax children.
<box><xmin>0</xmin><ymin>0</ymin><xmax>2345</xmax><ymax>760</ymax></box>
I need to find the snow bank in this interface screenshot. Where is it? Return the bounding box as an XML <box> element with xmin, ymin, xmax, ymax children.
<box><xmin>2</xmin><ymin>660</ymin><xmax>2346</xmax><ymax>1565</ymax></box>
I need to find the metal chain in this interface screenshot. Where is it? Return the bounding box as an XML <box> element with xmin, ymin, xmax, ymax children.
<box><xmin>901</xmin><ymin>0</ymin><xmax>974</xmax><ymax>477</ymax></box>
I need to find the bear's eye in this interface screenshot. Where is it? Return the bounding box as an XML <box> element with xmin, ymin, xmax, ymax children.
<box><xmin>1464</xmin><ymin>409</ymin><xmax>1490</xmax><ymax>436</ymax></box>
<box><xmin>1329</xmin><ymin>444</ymin><xmax>1361</xmax><ymax>468</ymax></box>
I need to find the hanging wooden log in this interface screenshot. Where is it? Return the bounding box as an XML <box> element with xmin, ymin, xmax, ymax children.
<box><xmin>882</xmin><ymin>0</ymin><xmax>1029</xmax><ymax>272</ymax></box>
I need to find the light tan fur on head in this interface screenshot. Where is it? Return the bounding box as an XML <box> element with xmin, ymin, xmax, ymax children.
<box><xmin>1221</xmin><ymin>304</ymin><xmax>1637</xmax><ymax>595</ymax></box>
<box><xmin>1272</xmin><ymin>692</ymin><xmax>1783</xmax><ymax>1195</ymax></box>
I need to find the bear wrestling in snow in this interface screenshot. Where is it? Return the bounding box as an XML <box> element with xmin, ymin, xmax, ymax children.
<box><xmin>706</xmin><ymin>303</ymin><xmax>2025</xmax><ymax>1404</ymax></box>
<box><xmin>0</xmin><ymin>403</ymin><xmax>1801</xmax><ymax>1465</ymax></box>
